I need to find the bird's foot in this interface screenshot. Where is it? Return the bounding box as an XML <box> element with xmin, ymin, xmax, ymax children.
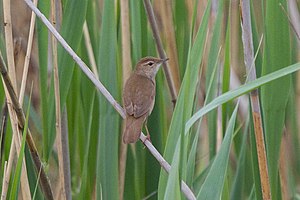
<box><xmin>146</xmin><ymin>134</ymin><xmax>152</xmax><ymax>143</ymax></box>
<box><xmin>142</xmin><ymin>134</ymin><xmax>152</xmax><ymax>149</ymax></box>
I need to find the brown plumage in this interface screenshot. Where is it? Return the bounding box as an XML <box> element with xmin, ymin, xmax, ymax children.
<box><xmin>122</xmin><ymin>57</ymin><xmax>168</xmax><ymax>143</ymax></box>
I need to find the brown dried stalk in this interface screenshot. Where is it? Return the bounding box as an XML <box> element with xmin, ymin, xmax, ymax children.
<box><xmin>119</xmin><ymin>0</ymin><xmax>131</xmax><ymax>199</ymax></box>
<box><xmin>19</xmin><ymin>0</ymin><xmax>38</xmax><ymax>105</ymax></box>
<box><xmin>0</xmin><ymin>53</ymin><xmax>54</xmax><ymax>200</ymax></box>
<box><xmin>2</xmin><ymin>0</ymin><xmax>31</xmax><ymax>197</ymax></box>
<box><xmin>240</xmin><ymin>0</ymin><xmax>271</xmax><ymax>199</ymax></box>
<box><xmin>157</xmin><ymin>0</ymin><xmax>181</xmax><ymax>92</ymax></box>
<box><xmin>50</xmin><ymin>0</ymin><xmax>69</xmax><ymax>199</ymax></box>
<box><xmin>143</xmin><ymin>0</ymin><xmax>178</xmax><ymax>106</ymax></box>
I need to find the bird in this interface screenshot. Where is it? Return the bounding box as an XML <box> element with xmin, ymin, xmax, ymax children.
<box><xmin>122</xmin><ymin>56</ymin><xmax>168</xmax><ymax>143</ymax></box>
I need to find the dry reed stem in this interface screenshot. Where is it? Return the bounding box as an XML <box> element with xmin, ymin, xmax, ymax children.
<box><xmin>83</xmin><ymin>21</ymin><xmax>99</xmax><ymax>78</ymax></box>
<box><xmin>1</xmin><ymin>80</ymin><xmax>32</xmax><ymax>199</ymax></box>
<box><xmin>240</xmin><ymin>1</ymin><xmax>271</xmax><ymax>199</ymax></box>
<box><xmin>0</xmin><ymin>53</ymin><xmax>54</xmax><ymax>199</ymax></box>
<box><xmin>1</xmin><ymin>161</ymin><xmax>7</xmax><ymax>199</ymax></box>
<box><xmin>143</xmin><ymin>0</ymin><xmax>178</xmax><ymax>106</ymax></box>
<box><xmin>1</xmin><ymin>134</ymin><xmax>14</xmax><ymax>200</ymax></box>
<box><xmin>119</xmin><ymin>0</ymin><xmax>131</xmax><ymax>199</ymax></box>
<box><xmin>214</xmin><ymin>48</ymin><xmax>222</xmax><ymax>153</ymax></box>
<box><xmin>19</xmin><ymin>0</ymin><xmax>38</xmax><ymax>105</ymax></box>
<box><xmin>11</xmin><ymin>115</ymin><xmax>31</xmax><ymax>200</ymax></box>
<box><xmin>279</xmin><ymin>132</ymin><xmax>289</xmax><ymax>200</ymax></box>
<box><xmin>23</xmin><ymin>1</ymin><xmax>196</xmax><ymax>199</ymax></box>
<box><xmin>3</xmin><ymin>0</ymin><xmax>17</xmax><ymax>89</ymax></box>
<box><xmin>287</xmin><ymin>0</ymin><xmax>300</xmax><ymax>42</ymax></box>
<box><xmin>2</xmin><ymin>0</ymin><xmax>31</xmax><ymax>198</ymax></box>
<box><xmin>18</xmin><ymin>0</ymin><xmax>38</xmax><ymax>194</ymax></box>
<box><xmin>158</xmin><ymin>0</ymin><xmax>181</xmax><ymax>92</ymax></box>
<box><xmin>61</xmin><ymin>109</ymin><xmax>71</xmax><ymax>199</ymax></box>
<box><xmin>216</xmin><ymin>93</ymin><xmax>223</xmax><ymax>152</ymax></box>
<box><xmin>50</xmin><ymin>0</ymin><xmax>68</xmax><ymax>199</ymax></box>
<box><xmin>229</xmin><ymin>0</ymin><xmax>240</xmax><ymax>76</ymax></box>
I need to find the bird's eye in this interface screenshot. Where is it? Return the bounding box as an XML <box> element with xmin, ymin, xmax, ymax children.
<box><xmin>148</xmin><ymin>61</ymin><xmax>154</xmax><ymax>66</ymax></box>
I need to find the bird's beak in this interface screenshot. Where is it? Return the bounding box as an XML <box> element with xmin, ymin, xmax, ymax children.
<box><xmin>154</xmin><ymin>58</ymin><xmax>168</xmax><ymax>75</ymax></box>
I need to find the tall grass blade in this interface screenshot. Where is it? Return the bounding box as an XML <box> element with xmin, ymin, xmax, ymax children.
<box><xmin>261</xmin><ymin>0</ymin><xmax>291</xmax><ymax>198</ymax></box>
<box><xmin>96</xmin><ymin>0</ymin><xmax>120</xmax><ymax>199</ymax></box>
<box><xmin>197</xmin><ymin>105</ymin><xmax>238</xmax><ymax>199</ymax></box>
<box><xmin>164</xmin><ymin>141</ymin><xmax>181</xmax><ymax>200</ymax></box>
<box><xmin>186</xmin><ymin>62</ymin><xmax>300</xmax><ymax>132</ymax></box>
<box><xmin>157</xmin><ymin>0</ymin><xmax>211</xmax><ymax>198</ymax></box>
<box><xmin>205</xmin><ymin>0</ymin><xmax>224</xmax><ymax>159</ymax></box>
<box><xmin>46</xmin><ymin>0</ymin><xmax>88</xmax><ymax>161</ymax></box>
<box><xmin>230</xmin><ymin>124</ymin><xmax>248</xmax><ymax>199</ymax></box>
<box><xmin>36</xmin><ymin>0</ymin><xmax>50</xmax><ymax>163</ymax></box>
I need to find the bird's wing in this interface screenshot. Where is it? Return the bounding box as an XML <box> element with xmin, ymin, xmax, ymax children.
<box><xmin>123</xmin><ymin>74</ymin><xmax>155</xmax><ymax>118</ymax></box>
<box><xmin>124</xmin><ymin>101</ymin><xmax>134</xmax><ymax>116</ymax></box>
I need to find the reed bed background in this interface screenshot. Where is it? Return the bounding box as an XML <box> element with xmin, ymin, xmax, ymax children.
<box><xmin>0</xmin><ymin>0</ymin><xmax>300</xmax><ymax>199</ymax></box>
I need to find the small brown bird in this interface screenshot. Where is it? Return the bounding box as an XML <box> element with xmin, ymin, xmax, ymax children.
<box><xmin>122</xmin><ymin>56</ymin><xmax>168</xmax><ymax>143</ymax></box>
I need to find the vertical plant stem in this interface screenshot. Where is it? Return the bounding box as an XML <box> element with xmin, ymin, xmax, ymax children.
<box><xmin>61</xmin><ymin>109</ymin><xmax>71</xmax><ymax>199</ymax></box>
<box><xmin>83</xmin><ymin>21</ymin><xmax>99</xmax><ymax>78</ymax></box>
<box><xmin>143</xmin><ymin>0</ymin><xmax>178</xmax><ymax>105</ymax></box>
<box><xmin>0</xmin><ymin>103</ymin><xmax>8</xmax><ymax>161</ymax></box>
<box><xmin>2</xmin><ymin>0</ymin><xmax>31</xmax><ymax>198</ymax></box>
<box><xmin>1</xmin><ymin>135</ymin><xmax>14</xmax><ymax>199</ymax></box>
<box><xmin>50</xmin><ymin>0</ymin><xmax>67</xmax><ymax>199</ymax></box>
<box><xmin>17</xmin><ymin>0</ymin><xmax>38</xmax><ymax>196</ymax></box>
<box><xmin>0</xmin><ymin>53</ymin><xmax>54</xmax><ymax>200</ymax></box>
<box><xmin>157</xmin><ymin>0</ymin><xmax>181</xmax><ymax>92</ymax></box>
<box><xmin>279</xmin><ymin>133</ymin><xmax>289</xmax><ymax>200</ymax></box>
<box><xmin>287</xmin><ymin>0</ymin><xmax>300</xmax><ymax>41</ymax></box>
<box><xmin>19</xmin><ymin>0</ymin><xmax>38</xmax><ymax>105</ymax></box>
<box><xmin>3</xmin><ymin>0</ymin><xmax>17</xmax><ymax>88</ymax></box>
<box><xmin>1</xmin><ymin>86</ymin><xmax>32</xmax><ymax>199</ymax></box>
<box><xmin>1</xmin><ymin>161</ymin><xmax>8</xmax><ymax>199</ymax></box>
<box><xmin>240</xmin><ymin>0</ymin><xmax>271</xmax><ymax>199</ymax></box>
<box><xmin>119</xmin><ymin>0</ymin><xmax>132</xmax><ymax>199</ymax></box>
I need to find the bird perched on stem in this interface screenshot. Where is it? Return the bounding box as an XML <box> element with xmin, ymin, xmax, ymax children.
<box><xmin>122</xmin><ymin>56</ymin><xmax>169</xmax><ymax>143</ymax></box>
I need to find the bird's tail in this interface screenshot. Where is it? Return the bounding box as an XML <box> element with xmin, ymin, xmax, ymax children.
<box><xmin>123</xmin><ymin>114</ymin><xmax>146</xmax><ymax>144</ymax></box>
